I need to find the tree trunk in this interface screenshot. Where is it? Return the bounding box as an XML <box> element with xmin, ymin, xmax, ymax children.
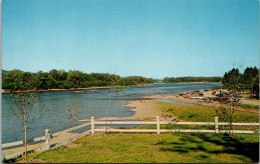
<box><xmin>24</xmin><ymin>121</ymin><xmax>27</xmax><ymax>161</ymax></box>
<box><xmin>22</xmin><ymin>95</ymin><xmax>28</xmax><ymax>161</ymax></box>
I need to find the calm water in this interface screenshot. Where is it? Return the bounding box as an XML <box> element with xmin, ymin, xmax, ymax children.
<box><xmin>2</xmin><ymin>83</ymin><xmax>221</xmax><ymax>143</ymax></box>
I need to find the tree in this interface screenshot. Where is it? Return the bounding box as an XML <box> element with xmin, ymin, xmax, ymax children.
<box><xmin>217</xmin><ymin>67</ymin><xmax>242</xmax><ymax>136</ymax></box>
<box><xmin>67</xmin><ymin>70</ymin><xmax>84</xmax><ymax>86</ymax></box>
<box><xmin>67</xmin><ymin>100</ymin><xmax>80</xmax><ymax>125</ymax></box>
<box><xmin>252</xmin><ymin>75</ymin><xmax>259</xmax><ymax>98</ymax></box>
<box><xmin>6</xmin><ymin>80</ymin><xmax>47</xmax><ymax>161</ymax></box>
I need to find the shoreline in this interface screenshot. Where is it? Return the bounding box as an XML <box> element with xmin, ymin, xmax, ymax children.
<box><xmin>79</xmin><ymin>99</ymin><xmax>176</xmax><ymax>122</ymax></box>
<box><xmin>1</xmin><ymin>84</ymin><xmax>147</xmax><ymax>94</ymax></box>
<box><xmin>79</xmin><ymin>89</ymin><xmax>259</xmax><ymax>122</ymax></box>
<box><xmin>176</xmin><ymin>82</ymin><xmax>222</xmax><ymax>84</ymax></box>
<box><xmin>144</xmin><ymin>92</ymin><xmax>259</xmax><ymax>113</ymax></box>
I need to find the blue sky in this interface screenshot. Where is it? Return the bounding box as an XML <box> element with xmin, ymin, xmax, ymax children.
<box><xmin>2</xmin><ymin>0</ymin><xmax>259</xmax><ymax>79</ymax></box>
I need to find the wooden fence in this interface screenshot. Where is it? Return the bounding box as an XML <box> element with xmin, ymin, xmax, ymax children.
<box><xmin>2</xmin><ymin>116</ymin><xmax>259</xmax><ymax>160</ymax></box>
<box><xmin>92</xmin><ymin>116</ymin><xmax>259</xmax><ymax>134</ymax></box>
<box><xmin>2</xmin><ymin>122</ymin><xmax>92</xmax><ymax>160</ymax></box>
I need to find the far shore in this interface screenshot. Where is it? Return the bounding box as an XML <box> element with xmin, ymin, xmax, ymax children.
<box><xmin>1</xmin><ymin>84</ymin><xmax>146</xmax><ymax>93</ymax></box>
<box><xmin>2</xmin><ymin>82</ymin><xmax>221</xmax><ymax>93</ymax></box>
<box><xmin>176</xmin><ymin>82</ymin><xmax>221</xmax><ymax>84</ymax></box>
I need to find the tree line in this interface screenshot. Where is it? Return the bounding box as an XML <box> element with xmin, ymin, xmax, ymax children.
<box><xmin>163</xmin><ymin>76</ymin><xmax>222</xmax><ymax>83</ymax></box>
<box><xmin>2</xmin><ymin>69</ymin><xmax>154</xmax><ymax>91</ymax></box>
<box><xmin>222</xmin><ymin>66</ymin><xmax>259</xmax><ymax>95</ymax></box>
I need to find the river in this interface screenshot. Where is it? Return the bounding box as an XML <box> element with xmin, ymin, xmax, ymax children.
<box><xmin>2</xmin><ymin>82</ymin><xmax>221</xmax><ymax>144</ymax></box>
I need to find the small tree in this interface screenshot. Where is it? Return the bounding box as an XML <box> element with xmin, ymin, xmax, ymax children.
<box><xmin>5</xmin><ymin>73</ymin><xmax>47</xmax><ymax>161</ymax></box>
<box><xmin>67</xmin><ymin>100</ymin><xmax>80</xmax><ymax>125</ymax></box>
<box><xmin>216</xmin><ymin>65</ymin><xmax>242</xmax><ymax>136</ymax></box>
<box><xmin>104</xmin><ymin>76</ymin><xmax>125</xmax><ymax>133</ymax></box>
<box><xmin>7</xmin><ymin>90</ymin><xmax>46</xmax><ymax>161</ymax></box>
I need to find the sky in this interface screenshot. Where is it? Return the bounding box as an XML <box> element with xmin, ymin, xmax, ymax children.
<box><xmin>2</xmin><ymin>0</ymin><xmax>259</xmax><ymax>79</ymax></box>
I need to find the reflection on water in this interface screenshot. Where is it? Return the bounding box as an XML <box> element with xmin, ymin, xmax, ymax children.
<box><xmin>2</xmin><ymin>83</ymin><xmax>221</xmax><ymax>143</ymax></box>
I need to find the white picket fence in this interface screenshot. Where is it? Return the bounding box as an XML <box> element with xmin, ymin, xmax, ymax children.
<box><xmin>2</xmin><ymin>116</ymin><xmax>259</xmax><ymax>160</ymax></box>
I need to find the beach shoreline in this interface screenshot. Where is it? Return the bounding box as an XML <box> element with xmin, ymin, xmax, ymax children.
<box><xmin>79</xmin><ymin>99</ymin><xmax>175</xmax><ymax>122</ymax></box>
<box><xmin>79</xmin><ymin>89</ymin><xmax>259</xmax><ymax>122</ymax></box>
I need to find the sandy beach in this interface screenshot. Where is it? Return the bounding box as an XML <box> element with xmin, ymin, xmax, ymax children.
<box><xmin>79</xmin><ymin>89</ymin><xmax>259</xmax><ymax>123</ymax></box>
<box><xmin>79</xmin><ymin>99</ymin><xmax>176</xmax><ymax>122</ymax></box>
<box><xmin>144</xmin><ymin>91</ymin><xmax>259</xmax><ymax>113</ymax></box>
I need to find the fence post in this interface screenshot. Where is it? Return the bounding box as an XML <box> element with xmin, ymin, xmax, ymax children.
<box><xmin>156</xmin><ymin>116</ymin><xmax>160</xmax><ymax>134</ymax></box>
<box><xmin>215</xmin><ymin>117</ymin><xmax>219</xmax><ymax>133</ymax></box>
<box><xmin>91</xmin><ymin>116</ymin><xmax>95</xmax><ymax>134</ymax></box>
<box><xmin>45</xmin><ymin>129</ymin><xmax>50</xmax><ymax>150</ymax></box>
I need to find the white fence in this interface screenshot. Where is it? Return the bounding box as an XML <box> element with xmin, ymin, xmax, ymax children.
<box><xmin>2</xmin><ymin>116</ymin><xmax>259</xmax><ymax>160</ymax></box>
<box><xmin>91</xmin><ymin>116</ymin><xmax>259</xmax><ymax>134</ymax></box>
<box><xmin>2</xmin><ymin>122</ymin><xmax>92</xmax><ymax>160</ymax></box>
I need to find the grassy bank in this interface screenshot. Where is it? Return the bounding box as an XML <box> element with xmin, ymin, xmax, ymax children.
<box><xmin>154</xmin><ymin>101</ymin><xmax>259</xmax><ymax>123</ymax></box>
<box><xmin>124</xmin><ymin>101</ymin><xmax>259</xmax><ymax>131</ymax></box>
<box><xmin>17</xmin><ymin>133</ymin><xmax>259</xmax><ymax>163</ymax></box>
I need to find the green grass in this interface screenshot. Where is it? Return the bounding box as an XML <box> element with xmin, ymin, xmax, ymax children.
<box><xmin>155</xmin><ymin>101</ymin><xmax>259</xmax><ymax>123</ymax></box>
<box><xmin>125</xmin><ymin>101</ymin><xmax>259</xmax><ymax>131</ymax></box>
<box><xmin>238</xmin><ymin>103</ymin><xmax>259</xmax><ymax>109</ymax></box>
<box><xmin>20</xmin><ymin>133</ymin><xmax>259</xmax><ymax>163</ymax></box>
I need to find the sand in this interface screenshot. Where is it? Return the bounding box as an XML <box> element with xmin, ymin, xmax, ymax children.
<box><xmin>79</xmin><ymin>100</ymin><xmax>176</xmax><ymax>122</ymax></box>
<box><xmin>144</xmin><ymin>91</ymin><xmax>259</xmax><ymax>113</ymax></box>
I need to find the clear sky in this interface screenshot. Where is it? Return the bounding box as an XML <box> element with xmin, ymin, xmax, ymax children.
<box><xmin>2</xmin><ymin>0</ymin><xmax>259</xmax><ymax>79</ymax></box>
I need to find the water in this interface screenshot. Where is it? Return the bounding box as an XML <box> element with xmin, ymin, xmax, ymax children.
<box><xmin>2</xmin><ymin>83</ymin><xmax>221</xmax><ymax>143</ymax></box>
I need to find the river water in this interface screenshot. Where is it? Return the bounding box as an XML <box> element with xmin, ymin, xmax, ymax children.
<box><xmin>2</xmin><ymin>83</ymin><xmax>221</xmax><ymax>143</ymax></box>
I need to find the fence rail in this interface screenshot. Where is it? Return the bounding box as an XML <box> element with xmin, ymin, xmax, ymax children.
<box><xmin>91</xmin><ymin>116</ymin><xmax>259</xmax><ymax>135</ymax></box>
<box><xmin>2</xmin><ymin>116</ymin><xmax>259</xmax><ymax>160</ymax></box>
<box><xmin>2</xmin><ymin>122</ymin><xmax>91</xmax><ymax>149</ymax></box>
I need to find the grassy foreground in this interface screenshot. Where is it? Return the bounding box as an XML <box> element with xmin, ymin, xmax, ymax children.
<box><xmin>18</xmin><ymin>133</ymin><xmax>259</xmax><ymax>163</ymax></box>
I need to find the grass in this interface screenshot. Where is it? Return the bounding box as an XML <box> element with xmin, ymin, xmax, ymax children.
<box><xmin>9</xmin><ymin>101</ymin><xmax>259</xmax><ymax>163</ymax></box>
<box><xmin>238</xmin><ymin>103</ymin><xmax>259</xmax><ymax>109</ymax></box>
<box><xmin>240</xmin><ymin>93</ymin><xmax>259</xmax><ymax>101</ymax></box>
<box><xmin>18</xmin><ymin>133</ymin><xmax>259</xmax><ymax>163</ymax></box>
<box><xmin>155</xmin><ymin>101</ymin><xmax>259</xmax><ymax>123</ymax></box>
<box><xmin>126</xmin><ymin>101</ymin><xmax>259</xmax><ymax>131</ymax></box>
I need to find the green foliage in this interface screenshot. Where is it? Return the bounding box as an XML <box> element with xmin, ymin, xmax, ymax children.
<box><xmin>67</xmin><ymin>101</ymin><xmax>80</xmax><ymax>125</ymax></box>
<box><xmin>222</xmin><ymin>67</ymin><xmax>259</xmax><ymax>93</ymax></box>
<box><xmin>163</xmin><ymin>76</ymin><xmax>222</xmax><ymax>83</ymax></box>
<box><xmin>2</xmin><ymin>69</ymin><xmax>154</xmax><ymax>91</ymax></box>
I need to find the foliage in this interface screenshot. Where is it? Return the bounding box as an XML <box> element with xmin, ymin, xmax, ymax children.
<box><xmin>222</xmin><ymin>66</ymin><xmax>259</xmax><ymax>94</ymax></box>
<box><xmin>66</xmin><ymin>101</ymin><xmax>80</xmax><ymax>125</ymax></box>
<box><xmin>6</xmin><ymin>89</ymin><xmax>47</xmax><ymax>161</ymax></box>
<box><xmin>218</xmin><ymin>66</ymin><xmax>259</xmax><ymax>136</ymax></box>
<box><xmin>19</xmin><ymin>133</ymin><xmax>259</xmax><ymax>163</ymax></box>
<box><xmin>2</xmin><ymin>69</ymin><xmax>154</xmax><ymax>91</ymax></box>
<box><xmin>163</xmin><ymin>76</ymin><xmax>222</xmax><ymax>83</ymax></box>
